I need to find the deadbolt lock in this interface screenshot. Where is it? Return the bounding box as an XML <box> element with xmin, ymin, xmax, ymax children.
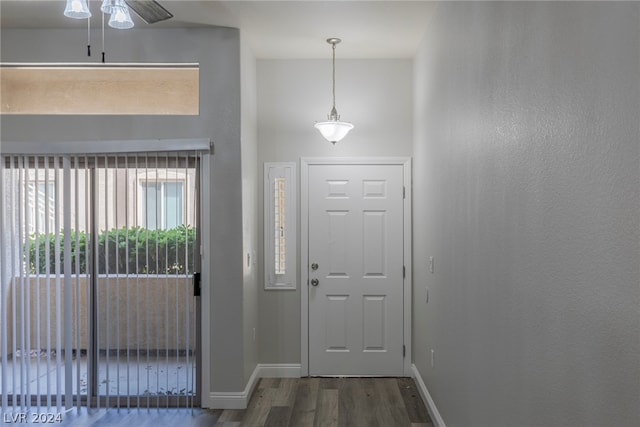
<box><xmin>311</xmin><ymin>263</ymin><xmax>319</xmax><ymax>271</ymax></box>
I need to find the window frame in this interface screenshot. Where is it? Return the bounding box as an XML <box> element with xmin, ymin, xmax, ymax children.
<box><xmin>264</xmin><ymin>162</ymin><xmax>296</xmax><ymax>290</ymax></box>
<box><xmin>138</xmin><ymin>178</ymin><xmax>186</xmax><ymax>230</ymax></box>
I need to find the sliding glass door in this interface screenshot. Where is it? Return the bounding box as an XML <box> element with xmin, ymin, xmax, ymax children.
<box><xmin>0</xmin><ymin>151</ymin><xmax>200</xmax><ymax>412</ymax></box>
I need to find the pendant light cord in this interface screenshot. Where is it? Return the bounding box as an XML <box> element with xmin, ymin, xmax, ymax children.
<box><xmin>325</xmin><ymin>38</ymin><xmax>343</xmax><ymax>121</ymax></box>
<box><xmin>101</xmin><ymin>11</ymin><xmax>106</xmax><ymax>63</ymax></box>
<box><xmin>87</xmin><ymin>15</ymin><xmax>91</xmax><ymax>56</ymax></box>
<box><xmin>332</xmin><ymin>41</ymin><xmax>336</xmax><ymax>111</ymax></box>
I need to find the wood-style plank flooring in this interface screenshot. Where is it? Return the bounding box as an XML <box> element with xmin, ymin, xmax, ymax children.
<box><xmin>223</xmin><ymin>377</ymin><xmax>433</xmax><ymax>427</ymax></box>
<box><xmin>4</xmin><ymin>378</ymin><xmax>431</xmax><ymax>427</ymax></box>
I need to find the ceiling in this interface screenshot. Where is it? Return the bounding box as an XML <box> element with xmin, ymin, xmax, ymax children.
<box><xmin>0</xmin><ymin>1</ymin><xmax>438</xmax><ymax>58</ymax></box>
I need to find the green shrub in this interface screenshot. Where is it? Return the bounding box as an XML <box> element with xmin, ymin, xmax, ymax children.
<box><xmin>27</xmin><ymin>225</ymin><xmax>196</xmax><ymax>275</ymax></box>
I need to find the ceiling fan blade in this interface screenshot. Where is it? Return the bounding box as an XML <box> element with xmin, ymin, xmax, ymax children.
<box><xmin>125</xmin><ymin>0</ymin><xmax>173</xmax><ymax>24</ymax></box>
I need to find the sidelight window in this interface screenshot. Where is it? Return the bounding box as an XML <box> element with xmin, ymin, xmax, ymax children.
<box><xmin>264</xmin><ymin>163</ymin><xmax>296</xmax><ymax>290</ymax></box>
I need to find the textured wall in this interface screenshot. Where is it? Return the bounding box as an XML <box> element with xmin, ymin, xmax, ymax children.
<box><xmin>257</xmin><ymin>59</ymin><xmax>413</xmax><ymax>364</ymax></box>
<box><xmin>412</xmin><ymin>2</ymin><xmax>639</xmax><ymax>426</ymax></box>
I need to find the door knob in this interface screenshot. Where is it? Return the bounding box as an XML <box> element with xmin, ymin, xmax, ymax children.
<box><xmin>310</xmin><ymin>278</ymin><xmax>319</xmax><ymax>287</ymax></box>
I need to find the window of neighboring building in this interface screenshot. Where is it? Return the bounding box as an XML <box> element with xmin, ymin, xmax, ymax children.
<box><xmin>140</xmin><ymin>181</ymin><xmax>184</xmax><ymax>230</ymax></box>
<box><xmin>28</xmin><ymin>182</ymin><xmax>56</xmax><ymax>235</ymax></box>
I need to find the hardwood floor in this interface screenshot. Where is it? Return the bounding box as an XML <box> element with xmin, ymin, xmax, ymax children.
<box><xmin>218</xmin><ymin>377</ymin><xmax>432</xmax><ymax>427</ymax></box>
<box><xmin>3</xmin><ymin>378</ymin><xmax>431</xmax><ymax>427</ymax></box>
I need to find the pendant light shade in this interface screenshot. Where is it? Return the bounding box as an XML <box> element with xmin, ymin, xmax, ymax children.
<box><xmin>314</xmin><ymin>119</ymin><xmax>354</xmax><ymax>144</ymax></box>
<box><xmin>64</xmin><ymin>0</ymin><xmax>91</xmax><ymax>19</ymax></box>
<box><xmin>108</xmin><ymin>1</ymin><xmax>135</xmax><ymax>29</ymax></box>
<box><xmin>315</xmin><ymin>38</ymin><xmax>353</xmax><ymax>144</ymax></box>
<box><xmin>101</xmin><ymin>0</ymin><xmax>119</xmax><ymax>14</ymax></box>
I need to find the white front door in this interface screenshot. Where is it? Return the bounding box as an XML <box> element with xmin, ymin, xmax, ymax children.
<box><xmin>307</xmin><ymin>163</ymin><xmax>405</xmax><ymax>376</ymax></box>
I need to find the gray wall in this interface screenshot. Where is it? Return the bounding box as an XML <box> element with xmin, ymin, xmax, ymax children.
<box><xmin>412</xmin><ymin>2</ymin><xmax>640</xmax><ymax>426</ymax></box>
<box><xmin>0</xmin><ymin>27</ymin><xmax>247</xmax><ymax>394</ymax></box>
<box><xmin>257</xmin><ymin>59</ymin><xmax>413</xmax><ymax>363</ymax></box>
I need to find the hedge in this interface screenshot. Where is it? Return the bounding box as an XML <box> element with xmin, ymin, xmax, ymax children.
<box><xmin>28</xmin><ymin>225</ymin><xmax>196</xmax><ymax>275</ymax></box>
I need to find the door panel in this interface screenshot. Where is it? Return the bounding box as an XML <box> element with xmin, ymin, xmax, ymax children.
<box><xmin>327</xmin><ymin>211</ymin><xmax>350</xmax><ymax>277</ymax></box>
<box><xmin>363</xmin><ymin>295</ymin><xmax>386</xmax><ymax>351</ymax></box>
<box><xmin>308</xmin><ymin>164</ymin><xmax>404</xmax><ymax>376</ymax></box>
<box><xmin>325</xmin><ymin>295</ymin><xmax>349</xmax><ymax>351</ymax></box>
<box><xmin>91</xmin><ymin>154</ymin><xmax>199</xmax><ymax>408</ymax></box>
<box><xmin>363</xmin><ymin>211</ymin><xmax>387</xmax><ymax>277</ymax></box>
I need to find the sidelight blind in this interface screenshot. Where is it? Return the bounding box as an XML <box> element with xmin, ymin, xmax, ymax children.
<box><xmin>0</xmin><ymin>150</ymin><xmax>201</xmax><ymax>415</ymax></box>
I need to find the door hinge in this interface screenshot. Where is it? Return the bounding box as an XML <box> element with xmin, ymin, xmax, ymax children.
<box><xmin>403</xmin><ymin>186</ymin><xmax>406</xmax><ymax>199</ymax></box>
<box><xmin>193</xmin><ymin>272</ymin><xmax>201</xmax><ymax>296</ymax></box>
<box><xmin>403</xmin><ymin>265</ymin><xmax>406</xmax><ymax>279</ymax></box>
<box><xmin>403</xmin><ymin>345</ymin><xmax>406</xmax><ymax>358</ymax></box>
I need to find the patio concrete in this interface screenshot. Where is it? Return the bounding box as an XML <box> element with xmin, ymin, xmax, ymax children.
<box><xmin>0</xmin><ymin>352</ymin><xmax>195</xmax><ymax>398</ymax></box>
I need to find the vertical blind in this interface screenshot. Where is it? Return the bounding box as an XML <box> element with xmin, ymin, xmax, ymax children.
<box><xmin>0</xmin><ymin>151</ymin><xmax>200</xmax><ymax>415</ymax></box>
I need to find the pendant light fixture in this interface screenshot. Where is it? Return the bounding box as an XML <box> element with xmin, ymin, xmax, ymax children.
<box><xmin>62</xmin><ymin>0</ymin><xmax>135</xmax><ymax>61</ymax></box>
<box><xmin>314</xmin><ymin>38</ymin><xmax>354</xmax><ymax>144</ymax></box>
<box><xmin>101</xmin><ymin>0</ymin><xmax>119</xmax><ymax>14</ymax></box>
<box><xmin>104</xmin><ymin>0</ymin><xmax>134</xmax><ymax>29</ymax></box>
<box><xmin>64</xmin><ymin>0</ymin><xmax>134</xmax><ymax>29</ymax></box>
<box><xmin>64</xmin><ymin>0</ymin><xmax>91</xmax><ymax>19</ymax></box>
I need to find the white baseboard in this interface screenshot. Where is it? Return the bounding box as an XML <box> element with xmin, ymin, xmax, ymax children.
<box><xmin>209</xmin><ymin>363</ymin><xmax>261</xmax><ymax>410</ymax></box>
<box><xmin>209</xmin><ymin>363</ymin><xmax>301</xmax><ymax>409</ymax></box>
<box><xmin>411</xmin><ymin>364</ymin><xmax>446</xmax><ymax>427</ymax></box>
<box><xmin>208</xmin><ymin>390</ymin><xmax>250</xmax><ymax>410</ymax></box>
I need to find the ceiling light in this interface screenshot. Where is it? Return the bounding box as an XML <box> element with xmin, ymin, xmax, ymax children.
<box><xmin>63</xmin><ymin>0</ymin><xmax>135</xmax><ymax>62</ymax></box>
<box><xmin>108</xmin><ymin>1</ymin><xmax>135</xmax><ymax>29</ymax></box>
<box><xmin>101</xmin><ymin>0</ymin><xmax>119</xmax><ymax>14</ymax></box>
<box><xmin>64</xmin><ymin>0</ymin><xmax>134</xmax><ymax>29</ymax></box>
<box><xmin>64</xmin><ymin>0</ymin><xmax>91</xmax><ymax>19</ymax></box>
<box><xmin>314</xmin><ymin>38</ymin><xmax>354</xmax><ymax>144</ymax></box>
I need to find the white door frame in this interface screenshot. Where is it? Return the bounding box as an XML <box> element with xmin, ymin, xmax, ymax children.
<box><xmin>300</xmin><ymin>157</ymin><xmax>412</xmax><ymax>377</ymax></box>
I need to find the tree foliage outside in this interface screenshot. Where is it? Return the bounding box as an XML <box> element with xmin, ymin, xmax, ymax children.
<box><xmin>27</xmin><ymin>225</ymin><xmax>196</xmax><ymax>275</ymax></box>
